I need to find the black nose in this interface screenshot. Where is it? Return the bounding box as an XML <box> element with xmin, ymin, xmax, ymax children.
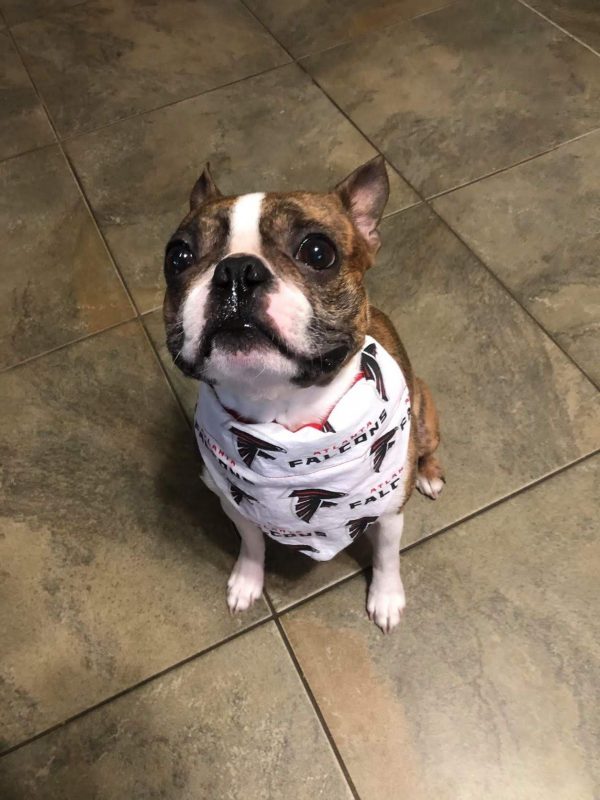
<box><xmin>212</xmin><ymin>255</ymin><xmax>271</xmax><ymax>294</ymax></box>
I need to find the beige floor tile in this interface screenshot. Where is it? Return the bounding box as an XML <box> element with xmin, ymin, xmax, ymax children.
<box><xmin>284</xmin><ymin>456</ymin><xmax>600</xmax><ymax>800</ymax></box>
<box><xmin>304</xmin><ymin>0</ymin><xmax>600</xmax><ymax>195</ymax></box>
<box><xmin>0</xmin><ymin>146</ymin><xmax>133</xmax><ymax>369</ymax></box>
<box><xmin>13</xmin><ymin>0</ymin><xmax>289</xmax><ymax>137</ymax></box>
<box><xmin>0</xmin><ymin>0</ymin><xmax>83</xmax><ymax>25</ymax></box>
<box><xmin>0</xmin><ymin>31</ymin><xmax>54</xmax><ymax>161</ymax></box>
<box><xmin>433</xmin><ymin>131</ymin><xmax>600</xmax><ymax>386</ymax></box>
<box><xmin>66</xmin><ymin>63</ymin><xmax>418</xmax><ymax>312</ymax></box>
<box><xmin>526</xmin><ymin>0</ymin><xmax>600</xmax><ymax>53</ymax></box>
<box><xmin>0</xmin><ymin>623</ymin><xmax>353</xmax><ymax>800</ymax></box>
<box><xmin>245</xmin><ymin>0</ymin><xmax>451</xmax><ymax>57</ymax></box>
<box><xmin>0</xmin><ymin>321</ymin><xmax>269</xmax><ymax>750</ymax></box>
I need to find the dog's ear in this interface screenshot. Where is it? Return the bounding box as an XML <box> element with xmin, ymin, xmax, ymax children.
<box><xmin>335</xmin><ymin>156</ymin><xmax>389</xmax><ymax>252</ymax></box>
<box><xmin>190</xmin><ymin>163</ymin><xmax>221</xmax><ymax>210</ymax></box>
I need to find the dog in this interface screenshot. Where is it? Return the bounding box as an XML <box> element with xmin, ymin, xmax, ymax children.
<box><xmin>163</xmin><ymin>157</ymin><xmax>444</xmax><ymax>632</ymax></box>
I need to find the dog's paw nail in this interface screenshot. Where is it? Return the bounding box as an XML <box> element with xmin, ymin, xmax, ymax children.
<box><xmin>227</xmin><ymin>563</ymin><xmax>264</xmax><ymax>614</ymax></box>
<box><xmin>416</xmin><ymin>474</ymin><xmax>445</xmax><ymax>500</ymax></box>
<box><xmin>367</xmin><ymin>584</ymin><xmax>405</xmax><ymax>633</ymax></box>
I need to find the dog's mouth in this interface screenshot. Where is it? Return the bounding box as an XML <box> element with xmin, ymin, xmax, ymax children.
<box><xmin>170</xmin><ymin>315</ymin><xmax>352</xmax><ymax>382</ymax></box>
<box><xmin>203</xmin><ymin>318</ymin><xmax>350</xmax><ymax>372</ymax></box>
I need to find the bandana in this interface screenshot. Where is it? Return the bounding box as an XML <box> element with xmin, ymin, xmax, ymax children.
<box><xmin>194</xmin><ymin>337</ymin><xmax>411</xmax><ymax>561</ymax></box>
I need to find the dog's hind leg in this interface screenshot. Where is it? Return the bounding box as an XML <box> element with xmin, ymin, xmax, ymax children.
<box><xmin>413</xmin><ymin>377</ymin><xmax>445</xmax><ymax>500</ymax></box>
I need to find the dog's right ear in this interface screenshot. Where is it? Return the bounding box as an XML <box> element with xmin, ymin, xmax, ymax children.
<box><xmin>190</xmin><ymin>163</ymin><xmax>221</xmax><ymax>210</ymax></box>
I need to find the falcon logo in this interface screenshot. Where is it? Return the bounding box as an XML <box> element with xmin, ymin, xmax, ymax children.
<box><xmin>361</xmin><ymin>342</ymin><xmax>388</xmax><ymax>401</ymax></box>
<box><xmin>322</xmin><ymin>419</ymin><xmax>335</xmax><ymax>433</ymax></box>
<box><xmin>370</xmin><ymin>427</ymin><xmax>398</xmax><ymax>473</ymax></box>
<box><xmin>228</xmin><ymin>481</ymin><xmax>257</xmax><ymax>506</ymax></box>
<box><xmin>290</xmin><ymin>488</ymin><xmax>347</xmax><ymax>523</ymax></box>
<box><xmin>229</xmin><ymin>426</ymin><xmax>287</xmax><ymax>467</ymax></box>
<box><xmin>346</xmin><ymin>516</ymin><xmax>378</xmax><ymax>540</ymax></box>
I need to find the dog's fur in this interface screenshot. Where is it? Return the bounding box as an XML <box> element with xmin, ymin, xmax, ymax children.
<box><xmin>164</xmin><ymin>157</ymin><xmax>443</xmax><ymax>631</ymax></box>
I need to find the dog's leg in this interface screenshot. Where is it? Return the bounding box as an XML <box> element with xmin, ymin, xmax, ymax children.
<box><xmin>367</xmin><ymin>512</ymin><xmax>405</xmax><ymax>633</ymax></box>
<box><xmin>221</xmin><ymin>499</ymin><xmax>265</xmax><ymax>613</ymax></box>
<box><xmin>414</xmin><ymin>377</ymin><xmax>445</xmax><ymax>499</ymax></box>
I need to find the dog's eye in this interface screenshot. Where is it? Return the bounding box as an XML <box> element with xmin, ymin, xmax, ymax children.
<box><xmin>295</xmin><ymin>235</ymin><xmax>337</xmax><ymax>270</ymax></box>
<box><xmin>165</xmin><ymin>240</ymin><xmax>195</xmax><ymax>276</ymax></box>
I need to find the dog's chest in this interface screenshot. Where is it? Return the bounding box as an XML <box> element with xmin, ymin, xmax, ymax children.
<box><xmin>196</xmin><ymin>338</ymin><xmax>411</xmax><ymax>560</ymax></box>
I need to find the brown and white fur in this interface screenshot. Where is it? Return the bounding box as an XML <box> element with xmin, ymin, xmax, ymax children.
<box><xmin>163</xmin><ymin>157</ymin><xmax>444</xmax><ymax>632</ymax></box>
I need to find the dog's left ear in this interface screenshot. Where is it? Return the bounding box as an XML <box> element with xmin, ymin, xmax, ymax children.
<box><xmin>190</xmin><ymin>163</ymin><xmax>221</xmax><ymax>210</ymax></box>
<box><xmin>335</xmin><ymin>156</ymin><xmax>389</xmax><ymax>252</ymax></box>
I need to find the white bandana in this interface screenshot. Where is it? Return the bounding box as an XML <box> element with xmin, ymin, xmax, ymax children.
<box><xmin>194</xmin><ymin>337</ymin><xmax>411</xmax><ymax>561</ymax></box>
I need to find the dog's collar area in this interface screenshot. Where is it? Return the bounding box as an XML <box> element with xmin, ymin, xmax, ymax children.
<box><xmin>222</xmin><ymin>370</ymin><xmax>365</xmax><ymax>432</ymax></box>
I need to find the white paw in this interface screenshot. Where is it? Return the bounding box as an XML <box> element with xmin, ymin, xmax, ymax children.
<box><xmin>367</xmin><ymin>577</ymin><xmax>406</xmax><ymax>633</ymax></box>
<box><xmin>227</xmin><ymin>558</ymin><xmax>264</xmax><ymax>613</ymax></box>
<box><xmin>416</xmin><ymin>473</ymin><xmax>445</xmax><ymax>500</ymax></box>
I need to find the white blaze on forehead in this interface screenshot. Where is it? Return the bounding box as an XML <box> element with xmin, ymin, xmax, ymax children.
<box><xmin>227</xmin><ymin>192</ymin><xmax>265</xmax><ymax>255</ymax></box>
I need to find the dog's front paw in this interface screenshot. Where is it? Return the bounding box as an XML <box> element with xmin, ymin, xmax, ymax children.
<box><xmin>416</xmin><ymin>473</ymin><xmax>445</xmax><ymax>500</ymax></box>
<box><xmin>367</xmin><ymin>575</ymin><xmax>406</xmax><ymax>633</ymax></box>
<box><xmin>227</xmin><ymin>558</ymin><xmax>264</xmax><ymax>613</ymax></box>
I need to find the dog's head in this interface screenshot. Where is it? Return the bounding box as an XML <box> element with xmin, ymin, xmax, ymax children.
<box><xmin>163</xmin><ymin>157</ymin><xmax>389</xmax><ymax>395</ymax></box>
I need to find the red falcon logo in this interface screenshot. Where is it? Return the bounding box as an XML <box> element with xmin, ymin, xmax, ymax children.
<box><xmin>370</xmin><ymin>427</ymin><xmax>398</xmax><ymax>473</ymax></box>
<box><xmin>290</xmin><ymin>488</ymin><xmax>347</xmax><ymax>523</ymax></box>
<box><xmin>346</xmin><ymin>516</ymin><xmax>378</xmax><ymax>540</ymax></box>
<box><xmin>229</xmin><ymin>426</ymin><xmax>287</xmax><ymax>467</ymax></box>
<box><xmin>361</xmin><ymin>342</ymin><xmax>388</xmax><ymax>401</ymax></box>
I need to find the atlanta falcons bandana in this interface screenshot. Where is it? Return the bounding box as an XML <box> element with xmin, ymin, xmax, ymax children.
<box><xmin>194</xmin><ymin>337</ymin><xmax>411</xmax><ymax>561</ymax></box>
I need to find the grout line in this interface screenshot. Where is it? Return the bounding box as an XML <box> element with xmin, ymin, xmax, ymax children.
<box><xmin>138</xmin><ymin>315</ymin><xmax>196</xmax><ymax>430</ymax></box>
<box><xmin>0</xmin><ymin>316</ymin><xmax>137</xmax><ymax>374</ymax></box>
<box><xmin>517</xmin><ymin>0</ymin><xmax>600</xmax><ymax>59</ymax></box>
<box><xmin>56</xmin><ymin>60</ymin><xmax>291</xmax><ymax>145</ymax></box>
<box><xmin>0</xmin><ymin>615</ymin><xmax>273</xmax><ymax>760</ymax></box>
<box><xmin>61</xmin><ymin>147</ymin><xmax>141</xmax><ymax>315</ymax></box>
<box><xmin>426</xmin><ymin>125</ymin><xmax>600</xmax><ymax>200</ymax></box>
<box><xmin>428</xmin><ymin>203</ymin><xmax>600</xmax><ymax>391</ymax></box>
<box><xmin>272</xmin><ymin>615</ymin><xmax>362</xmax><ymax>800</ymax></box>
<box><xmin>276</xmin><ymin>447</ymin><xmax>600</xmax><ymax>617</ymax></box>
<box><xmin>6</xmin><ymin>25</ymin><xmax>141</xmax><ymax>321</ymax></box>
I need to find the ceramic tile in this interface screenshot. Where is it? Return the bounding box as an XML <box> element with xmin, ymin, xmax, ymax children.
<box><xmin>143</xmin><ymin>309</ymin><xmax>198</xmax><ymax>421</ymax></box>
<box><xmin>245</xmin><ymin>0</ymin><xmax>452</xmax><ymax>57</ymax></box>
<box><xmin>0</xmin><ymin>0</ymin><xmax>84</xmax><ymax>26</ymax></box>
<box><xmin>13</xmin><ymin>0</ymin><xmax>289</xmax><ymax>137</ymax></box>
<box><xmin>304</xmin><ymin>0</ymin><xmax>600</xmax><ymax>195</ymax></box>
<box><xmin>526</xmin><ymin>0</ymin><xmax>600</xmax><ymax>53</ymax></box>
<box><xmin>0</xmin><ymin>624</ymin><xmax>353</xmax><ymax>800</ymax></box>
<box><xmin>0</xmin><ymin>146</ymin><xmax>133</xmax><ymax>369</ymax></box>
<box><xmin>434</xmin><ymin>131</ymin><xmax>600</xmax><ymax>386</ymax></box>
<box><xmin>66</xmin><ymin>63</ymin><xmax>418</xmax><ymax>311</ymax></box>
<box><xmin>284</xmin><ymin>456</ymin><xmax>600</xmax><ymax>800</ymax></box>
<box><xmin>0</xmin><ymin>31</ymin><xmax>54</xmax><ymax>161</ymax></box>
<box><xmin>0</xmin><ymin>321</ymin><xmax>269</xmax><ymax>750</ymax></box>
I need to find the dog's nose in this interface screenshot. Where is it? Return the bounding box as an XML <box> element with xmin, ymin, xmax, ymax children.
<box><xmin>212</xmin><ymin>255</ymin><xmax>270</xmax><ymax>293</ymax></box>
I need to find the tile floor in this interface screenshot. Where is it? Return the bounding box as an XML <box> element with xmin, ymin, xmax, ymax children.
<box><xmin>0</xmin><ymin>0</ymin><xmax>599</xmax><ymax>797</ymax></box>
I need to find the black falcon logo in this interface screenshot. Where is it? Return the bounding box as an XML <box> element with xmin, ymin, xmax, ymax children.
<box><xmin>229</xmin><ymin>426</ymin><xmax>287</xmax><ymax>467</ymax></box>
<box><xmin>361</xmin><ymin>342</ymin><xmax>388</xmax><ymax>401</ymax></box>
<box><xmin>290</xmin><ymin>488</ymin><xmax>347</xmax><ymax>523</ymax></box>
<box><xmin>346</xmin><ymin>516</ymin><xmax>378</xmax><ymax>540</ymax></box>
<box><xmin>322</xmin><ymin>419</ymin><xmax>335</xmax><ymax>433</ymax></box>
<box><xmin>228</xmin><ymin>481</ymin><xmax>257</xmax><ymax>506</ymax></box>
<box><xmin>370</xmin><ymin>427</ymin><xmax>398</xmax><ymax>473</ymax></box>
